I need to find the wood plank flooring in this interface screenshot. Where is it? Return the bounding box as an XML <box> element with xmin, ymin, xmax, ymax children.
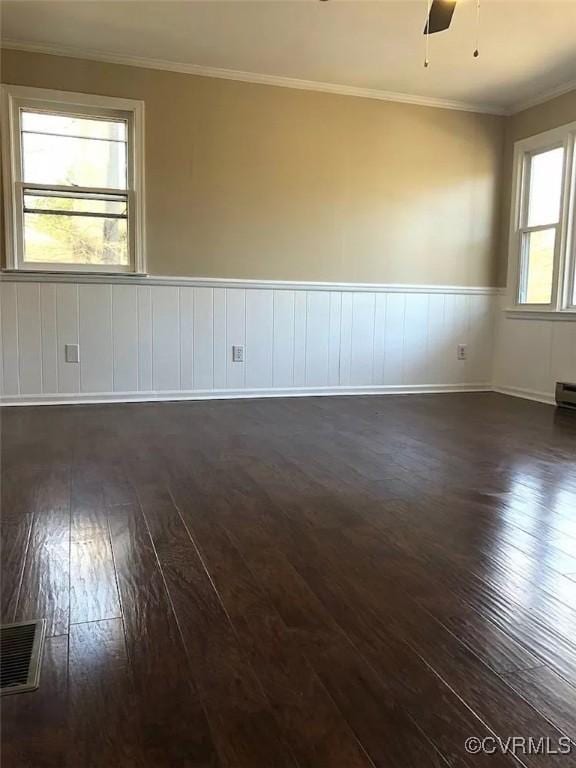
<box><xmin>2</xmin><ymin>393</ymin><xmax>576</xmax><ymax>767</ymax></box>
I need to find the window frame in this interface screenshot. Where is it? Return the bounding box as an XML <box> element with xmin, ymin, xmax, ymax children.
<box><xmin>507</xmin><ymin>121</ymin><xmax>576</xmax><ymax>315</ymax></box>
<box><xmin>1</xmin><ymin>85</ymin><xmax>146</xmax><ymax>274</ymax></box>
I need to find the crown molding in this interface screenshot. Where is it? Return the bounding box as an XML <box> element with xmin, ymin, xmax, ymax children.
<box><xmin>1</xmin><ymin>39</ymin><xmax>507</xmax><ymax>115</ymax></box>
<box><xmin>510</xmin><ymin>78</ymin><xmax>576</xmax><ymax>115</ymax></box>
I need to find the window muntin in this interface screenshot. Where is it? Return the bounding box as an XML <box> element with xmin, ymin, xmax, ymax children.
<box><xmin>2</xmin><ymin>86</ymin><xmax>144</xmax><ymax>274</ymax></box>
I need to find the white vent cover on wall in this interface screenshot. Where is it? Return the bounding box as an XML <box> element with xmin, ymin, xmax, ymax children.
<box><xmin>555</xmin><ymin>382</ymin><xmax>576</xmax><ymax>410</ymax></box>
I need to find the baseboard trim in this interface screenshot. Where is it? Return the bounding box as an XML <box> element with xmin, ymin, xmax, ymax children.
<box><xmin>5</xmin><ymin>383</ymin><xmax>560</xmax><ymax>408</ymax></box>
<box><xmin>0</xmin><ymin>383</ymin><xmax>492</xmax><ymax>407</ymax></box>
<box><xmin>492</xmin><ymin>385</ymin><xmax>555</xmax><ymax>406</ymax></box>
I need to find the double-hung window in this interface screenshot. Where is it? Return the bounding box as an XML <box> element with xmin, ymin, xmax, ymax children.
<box><xmin>2</xmin><ymin>85</ymin><xmax>145</xmax><ymax>273</ymax></box>
<box><xmin>508</xmin><ymin>121</ymin><xmax>576</xmax><ymax>312</ymax></box>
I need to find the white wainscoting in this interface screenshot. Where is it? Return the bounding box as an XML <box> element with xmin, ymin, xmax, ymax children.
<box><xmin>0</xmin><ymin>276</ymin><xmax>497</xmax><ymax>405</ymax></box>
<box><xmin>493</xmin><ymin>298</ymin><xmax>576</xmax><ymax>404</ymax></box>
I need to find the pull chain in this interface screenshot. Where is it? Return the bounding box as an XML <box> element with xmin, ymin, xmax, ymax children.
<box><xmin>473</xmin><ymin>0</ymin><xmax>480</xmax><ymax>58</ymax></box>
<box><xmin>424</xmin><ymin>0</ymin><xmax>431</xmax><ymax>67</ymax></box>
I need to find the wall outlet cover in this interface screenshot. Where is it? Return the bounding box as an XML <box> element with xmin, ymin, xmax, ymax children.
<box><xmin>65</xmin><ymin>344</ymin><xmax>80</xmax><ymax>363</ymax></box>
<box><xmin>232</xmin><ymin>345</ymin><xmax>245</xmax><ymax>363</ymax></box>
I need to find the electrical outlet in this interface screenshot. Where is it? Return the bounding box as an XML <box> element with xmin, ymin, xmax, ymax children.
<box><xmin>457</xmin><ymin>344</ymin><xmax>467</xmax><ymax>361</ymax></box>
<box><xmin>65</xmin><ymin>344</ymin><xmax>80</xmax><ymax>363</ymax></box>
<box><xmin>232</xmin><ymin>345</ymin><xmax>245</xmax><ymax>363</ymax></box>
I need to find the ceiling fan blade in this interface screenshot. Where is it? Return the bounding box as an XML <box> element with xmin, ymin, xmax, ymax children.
<box><xmin>424</xmin><ymin>0</ymin><xmax>458</xmax><ymax>34</ymax></box>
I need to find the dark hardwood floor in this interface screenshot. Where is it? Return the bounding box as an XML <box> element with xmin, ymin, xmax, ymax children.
<box><xmin>2</xmin><ymin>392</ymin><xmax>576</xmax><ymax>767</ymax></box>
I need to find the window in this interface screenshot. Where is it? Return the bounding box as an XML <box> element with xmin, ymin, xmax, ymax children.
<box><xmin>508</xmin><ymin>121</ymin><xmax>576</xmax><ymax>312</ymax></box>
<box><xmin>2</xmin><ymin>86</ymin><xmax>145</xmax><ymax>273</ymax></box>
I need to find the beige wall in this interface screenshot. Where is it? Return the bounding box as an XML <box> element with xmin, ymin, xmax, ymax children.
<box><xmin>499</xmin><ymin>89</ymin><xmax>576</xmax><ymax>285</ymax></box>
<box><xmin>1</xmin><ymin>48</ymin><xmax>505</xmax><ymax>286</ymax></box>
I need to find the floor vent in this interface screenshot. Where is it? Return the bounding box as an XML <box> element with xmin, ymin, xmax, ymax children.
<box><xmin>0</xmin><ymin>620</ymin><xmax>46</xmax><ymax>695</ymax></box>
<box><xmin>556</xmin><ymin>382</ymin><xmax>576</xmax><ymax>410</ymax></box>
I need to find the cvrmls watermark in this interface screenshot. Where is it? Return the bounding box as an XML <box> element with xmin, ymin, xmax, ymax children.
<box><xmin>465</xmin><ymin>736</ymin><xmax>573</xmax><ymax>756</ymax></box>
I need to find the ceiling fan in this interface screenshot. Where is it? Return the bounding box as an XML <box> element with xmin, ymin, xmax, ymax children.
<box><xmin>424</xmin><ymin>0</ymin><xmax>458</xmax><ymax>34</ymax></box>
<box><xmin>423</xmin><ymin>0</ymin><xmax>480</xmax><ymax>63</ymax></box>
<box><xmin>319</xmin><ymin>0</ymin><xmax>478</xmax><ymax>62</ymax></box>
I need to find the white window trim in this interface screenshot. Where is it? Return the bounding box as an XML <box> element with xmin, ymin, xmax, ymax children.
<box><xmin>506</xmin><ymin>120</ymin><xmax>576</xmax><ymax>316</ymax></box>
<box><xmin>1</xmin><ymin>85</ymin><xmax>146</xmax><ymax>274</ymax></box>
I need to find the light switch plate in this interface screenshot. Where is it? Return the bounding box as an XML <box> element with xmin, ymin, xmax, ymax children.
<box><xmin>65</xmin><ymin>344</ymin><xmax>80</xmax><ymax>363</ymax></box>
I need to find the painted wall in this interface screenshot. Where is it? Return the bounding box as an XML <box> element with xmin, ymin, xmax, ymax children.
<box><xmin>1</xmin><ymin>48</ymin><xmax>505</xmax><ymax>287</ymax></box>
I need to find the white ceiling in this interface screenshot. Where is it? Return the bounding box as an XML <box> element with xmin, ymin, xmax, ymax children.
<box><xmin>2</xmin><ymin>0</ymin><xmax>576</xmax><ymax>113</ymax></box>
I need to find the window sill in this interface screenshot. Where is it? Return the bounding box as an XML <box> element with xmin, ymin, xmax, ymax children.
<box><xmin>0</xmin><ymin>269</ymin><xmax>148</xmax><ymax>284</ymax></box>
<box><xmin>505</xmin><ymin>308</ymin><xmax>576</xmax><ymax>321</ymax></box>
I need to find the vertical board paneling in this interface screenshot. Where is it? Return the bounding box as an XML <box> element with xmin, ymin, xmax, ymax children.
<box><xmin>494</xmin><ymin>314</ymin><xmax>554</xmax><ymax>397</ymax></box>
<box><xmin>372</xmin><ymin>293</ymin><xmax>387</xmax><ymax>385</ymax></box>
<box><xmin>350</xmin><ymin>292</ymin><xmax>376</xmax><ymax>386</ymax></box>
<box><xmin>514</xmin><ymin>320</ymin><xmax>552</xmax><ymax>394</ymax></box>
<box><xmin>273</xmin><ymin>290</ymin><xmax>295</xmax><ymax>388</ymax></box>
<box><xmin>17</xmin><ymin>283</ymin><xmax>42</xmax><ymax>395</ymax></box>
<box><xmin>246</xmin><ymin>289</ymin><xmax>273</xmax><ymax>389</ymax></box>
<box><xmin>193</xmin><ymin>287</ymin><xmax>214</xmax><ymax>391</ymax></box>
<box><xmin>328</xmin><ymin>292</ymin><xmax>342</xmax><ymax>387</ymax></box>
<box><xmin>179</xmin><ymin>287</ymin><xmax>194</xmax><ymax>391</ymax></box>
<box><xmin>56</xmin><ymin>283</ymin><xmax>80</xmax><ymax>394</ymax></box>
<box><xmin>1</xmin><ymin>284</ymin><xmax>19</xmax><ymax>396</ymax></box>
<box><xmin>0</xmin><ymin>279</ymin><xmax>502</xmax><ymax>402</ymax></box>
<box><xmin>549</xmin><ymin>322</ymin><xmax>576</xmax><ymax>393</ymax></box>
<box><xmin>213</xmin><ymin>288</ymin><xmax>227</xmax><ymax>389</ymax></box>
<box><xmin>40</xmin><ymin>284</ymin><xmax>58</xmax><ymax>394</ymax></box>
<box><xmin>137</xmin><ymin>286</ymin><xmax>153</xmax><ymax>392</ymax></box>
<box><xmin>305</xmin><ymin>292</ymin><xmax>330</xmax><ymax>387</ymax></box>
<box><xmin>339</xmin><ymin>292</ymin><xmax>353</xmax><ymax>386</ymax></box>
<box><xmin>383</xmin><ymin>293</ymin><xmax>405</xmax><ymax>385</ymax></box>
<box><xmin>225</xmin><ymin>289</ymin><xmax>246</xmax><ymax>390</ymax></box>
<box><xmin>152</xmin><ymin>287</ymin><xmax>180</xmax><ymax>391</ymax></box>
<box><xmin>426</xmin><ymin>293</ymin><xmax>446</xmax><ymax>386</ymax></box>
<box><xmin>447</xmin><ymin>294</ymin><xmax>469</xmax><ymax>384</ymax></box>
<box><xmin>402</xmin><ymin>294</ymin><xmax>430</xmax><ymax>385</ymax></box>
<box><xmin>293</xmin><ymin>291</ymin><xmax>307</xmax><ymax>387</ymax></box>
<box><xmin>467</xmin><ymin>294</ymin><xmax>493</xmax><ymax>385</ymax></box>
<box><xmin>442</xmin><ymin>294</ymin><xmax>459</xmax><ymax>385</ymax></box>
<box><xmin>456</xmin><ymin>294</ymin><xmax>470</xmax><ymax>384</ymax></box>
<box><xmin>112</xmin><ymin>286</ymin><xmax>138</xmax><ymax>392</ymax></box>
<box><xmin>79</xmin><ymin>285</ymin><xmax>113</xmax><ymax>393</ymax></box>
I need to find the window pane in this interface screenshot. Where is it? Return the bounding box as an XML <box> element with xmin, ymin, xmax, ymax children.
<box><xmin>22</xmin><ymin>131</ymin><xmax>127</xmax><ymax>188</ymax></box>
<box><xmin>24</xmin><ymin>192</ymin><xmax>127</xmax><ymax>217</ymax></box>
<box><xmin>24</xmin><ymin>212</ymin><xmax>128</xmax><ymax>266</ymax></box>
<box><xmin>527</xmin><ymin>147</ymin><xmax>564</xmax><ymax>227</ymax></box>
<box><xmin>22</xmin><ymin>111</ymin><xmax>126</xmax><ymax>141</ymax></box>
<box><xmin>522</xmin><ymin>228</ymin><xmax>555</xmax><ymax>304</ymax></box>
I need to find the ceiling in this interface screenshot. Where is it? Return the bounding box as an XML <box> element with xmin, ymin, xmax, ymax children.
<box><xmin>2</xmin><ymin>0</ymin><xmax>576</xmax><ymax>113</ymax></box>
